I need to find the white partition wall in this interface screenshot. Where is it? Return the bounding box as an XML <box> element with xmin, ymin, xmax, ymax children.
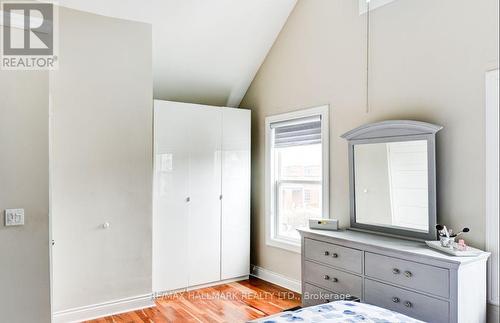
<box><xmin>51</xmin><ymin>9</ymin><xmax>153</xmax><ymax>322</ymax></box>
<box><xmin>153</xmin><ymin>100</ymin><xmax>250</xmax><ymax>293</ymax></box>
<box><xmin>486</xmin><ymin>69</ymin><xmax>499</xmax><ymax>307</ymax></box>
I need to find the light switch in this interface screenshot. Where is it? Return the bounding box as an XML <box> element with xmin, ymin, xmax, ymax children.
<box><xmin>4</xmin><ymin>209</ymin><xmax>24</xmax><ymax>226</ymax></box>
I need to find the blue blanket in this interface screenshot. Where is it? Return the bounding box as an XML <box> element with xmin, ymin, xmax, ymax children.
<box><xmin>253</xmin><ymin>301</ymin><xmax>425</xmax><ymax>323</ymax></box>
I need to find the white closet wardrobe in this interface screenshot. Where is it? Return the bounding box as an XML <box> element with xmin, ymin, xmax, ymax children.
<box><xmin>153</xmin><ymin>100</ymin><xmax>251</xmax><ymax>293</ymax></box>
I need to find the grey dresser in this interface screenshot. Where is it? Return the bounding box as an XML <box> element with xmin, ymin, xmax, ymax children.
<box><xmin>299</xmin><ymin>228</ymin><xmax>490</xmax><ymax>323</ymax></box>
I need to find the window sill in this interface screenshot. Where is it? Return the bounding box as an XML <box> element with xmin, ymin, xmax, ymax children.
<box><xmin>266</xmin><ymin>237</ymin><xmax>301</xmax><ymax>254</ymax></box>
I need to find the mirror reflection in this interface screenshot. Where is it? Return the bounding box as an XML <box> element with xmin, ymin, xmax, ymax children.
<box><xmin>354</xmin><ymin>140</ymin><xmax>429</xmax><ymax>232</ymax></box>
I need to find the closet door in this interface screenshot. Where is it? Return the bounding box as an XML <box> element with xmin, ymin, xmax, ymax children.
<box><xmin>221</xmin><ymin>108</ymin><xmax>251</xmax><ymax>279</ymax></box>
<box><xmin>153</xmin><ymin>101</ymin><xmax>191</xmax><ymax>292</ymax></box>
<box><xmin>187</xmin><ymin>105</ymin><xmax>222</xmax><ymax>286</ymax></box>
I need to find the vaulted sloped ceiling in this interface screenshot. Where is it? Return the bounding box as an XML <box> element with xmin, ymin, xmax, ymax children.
<box><xmin>55</xmin><ymin>0</ymin><xmax>298</xmax><ymax>107</ymax></box>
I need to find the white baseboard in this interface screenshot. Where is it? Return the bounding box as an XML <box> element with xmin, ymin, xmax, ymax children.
<box><xmin>154</xmin><ymin>275</ymin><xmax>249</xmax><ymax>298</ymax></box>
<box><xmin>52</xmin><ymin>293</ymin><xmax>155</xmax><ymax>323</ymax></box>
<box><xmin>251</xmin><ymin>265</ymin><xmax>301</xmax><ymax>294</ymax></box>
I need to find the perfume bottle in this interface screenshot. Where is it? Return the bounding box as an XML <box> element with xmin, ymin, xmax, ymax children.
<box><xmin>455</xmin><ymin>239</ymin><xmax>467</xmax><ymax>251</ymax></box>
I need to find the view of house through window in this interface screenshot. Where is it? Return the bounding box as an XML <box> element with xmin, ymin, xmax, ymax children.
<box><xmin>276</xmin><ymin>144</ymin><xmax>322</xmax><ymax>240</ymax></box>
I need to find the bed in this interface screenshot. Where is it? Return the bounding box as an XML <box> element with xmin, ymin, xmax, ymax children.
<box><xmin>251</xmin><ymin>301</ymin><xmax>425</xmax><ymax>323</ymax></box>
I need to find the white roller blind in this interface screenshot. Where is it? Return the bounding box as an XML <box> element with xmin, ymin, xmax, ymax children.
<box><xmin>271</xmin><ymin>116</ymin><xmax>322</xmax><ymax>148</ymax></box>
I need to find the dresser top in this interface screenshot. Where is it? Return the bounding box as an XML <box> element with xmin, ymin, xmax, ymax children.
<box><xmin>298</xmin><ymin>228</ymin><xmax>490</xmax><ymax>265</ymax></box>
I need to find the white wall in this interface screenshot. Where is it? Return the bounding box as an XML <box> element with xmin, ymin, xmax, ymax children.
<box><xmin>51</xmin><ymin>7</ymin><xmax>153</xmax><ymax>313</ymax></box>
<box><xmin>45</xmin><ymin>0</ymin><xmax>297</xmax><ymax>108</ymax></box>
<box><xmin>241</xmin><ymin>0</ymin><xmax>498</xmax><ymax>284</ymax></box>
<box><xmin>152</xmin><ymin>0</ymin><xmax>297</xmax><ymax>107</ymax></box>
<box><xmin>52</xmin><ymin>0</ymin><xmax>152</xmax><ymax>23</ymax></box>
<box><xmin>0</xmin><ymin>70</ymin><xmax>50</xmax><ymax>322</ymax></box>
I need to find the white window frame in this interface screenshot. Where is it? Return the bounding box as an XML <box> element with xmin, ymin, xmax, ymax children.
<box><xmin>486</xmin><ymin>69</ymin><xmax>499</xmax><ymax>306</ymax></box>
<box><xmin>265</xmin><ymin>105</ymin><xmax>330</xmax><ymax>253</ymax></box>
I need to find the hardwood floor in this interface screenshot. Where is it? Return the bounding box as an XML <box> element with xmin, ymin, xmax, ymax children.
<box><xmin>84</xmin><ymin>278</ymin><xmax>301</xmax><ymax>323</ymax></box>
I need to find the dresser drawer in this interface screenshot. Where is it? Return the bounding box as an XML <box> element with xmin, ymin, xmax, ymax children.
<box><xmin>304</xmin><ymin>261</ymin><xmax>362</xmax><ymax>298</ymax></box>
<box><xmin>364</xmin><ymin>279</ymin><xmax>449</xmax><ymax>323</ymax></box>
<box><xmin>365</xmin><ymin>252</ymin><xmax>449</xmax><ymax>298</ymax></box>
<box><xmin>303</xmin><ymin>283</ymin><xmax>343</xmax><ymax>307</ymax></box>
<box><xmin>304</xmin><ymin>238</ymin><xmax>363</xmax><ymax>274</ymax></box>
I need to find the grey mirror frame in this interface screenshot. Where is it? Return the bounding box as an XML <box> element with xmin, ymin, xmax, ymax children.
<box><xmin>341</xmin><ymin>120</ymin><xmax>443</xmax><ymax>241</ymax></box>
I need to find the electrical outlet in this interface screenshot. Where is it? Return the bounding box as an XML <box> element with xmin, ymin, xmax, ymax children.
<box><xmin>4</xmin><ymin>209</ymin><xmax>24</xmax><ymax>226</ymax></box>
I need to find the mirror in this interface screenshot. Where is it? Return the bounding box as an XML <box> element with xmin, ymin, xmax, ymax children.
<box><xmin>354</xmin><ymin>140</ymin><xmax>428</xmax><ymax>232</ymax></box>
<box><xmin>342</xmin><ymin>121</ymin><xmax>442</xmax><ymax>240</ymax></box>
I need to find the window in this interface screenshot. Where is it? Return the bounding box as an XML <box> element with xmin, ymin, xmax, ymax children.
<box><xmin>265</xmin><ymin>106</ymin><xmax>329</xmax><ymax>252</ymax></box>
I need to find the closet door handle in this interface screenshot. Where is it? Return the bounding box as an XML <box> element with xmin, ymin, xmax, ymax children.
<box><xmin>392</xmin><ymin>297</ymin><xmax>400</xmax><ymax>303</ymax></box>
<box><xmin>186</xmin><ymin>197</ymin><xmax>191</xmax><ymax>202</ymax></box>
<box><xmin>405</xmin><ymin>301</ymin><xmax>412</xmax><ymax>308</ymax></box>
<box><xmin>332</xmin><ymin>253</ymin><xmax>339</xmax><ymax>258</ymax></box>
<box><xmin>404</xmin><ymin>271</ymin><xmax>412</xmax><ymax>278</ymax></box>
<box><xmin>392</xmin><ymin>268</ymin><xmax>400</xmax><ymax>274</ymax></box>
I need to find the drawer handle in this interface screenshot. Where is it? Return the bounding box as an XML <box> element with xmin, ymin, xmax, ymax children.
<box><xmin>324</xmin><ymin>251</ymin><xmax>330</xmax><ymax>256</ymax></box>
<box><xmin>332</xmin><ymin>253</ymin><xmax>339</xmax><ymax>258</ymax></box>
<box><xmin>404</xmin><ymin>271</ymin><xmax>412</xmax><ymax>278</ymax></box>
<box><xmin>392</xmin><ymin>297</ymin><xmax>400</xmax><ymax>303</ymax></box>
<box><xmin>405</xmin><ymin>301</ymin><xmax>412</xmax><ymax>308</ymax></box>
<box><xmin>392</xmin><ymin>268</ymin><xmax>400</xmax><ymax>274</ymax></box>
<box><xmin>323</xmin><ymin>275</ymin><xmax>330</xmax><ymax>280</ymax></box>
<box><xmin>332</xmin><ymin>277</ymin><xmax>339</xmax><ymax>283</ymax></box>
